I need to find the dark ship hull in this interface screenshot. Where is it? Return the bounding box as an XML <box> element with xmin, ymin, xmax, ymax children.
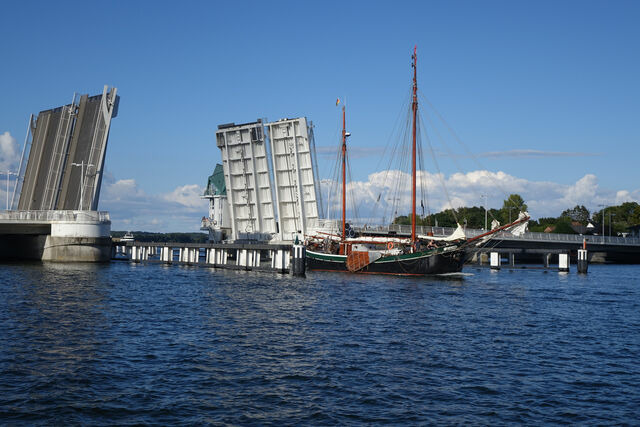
<box><xmin>306</xmin><ymin>245</ymin><xmax>467</xmax><ymax>276</ymax></box>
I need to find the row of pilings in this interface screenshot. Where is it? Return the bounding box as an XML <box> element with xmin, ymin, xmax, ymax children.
<box><xmin>112</xmin><ymin>241</ymin><xmax>307</xmax><ymax>276</ymax></box>
<box><xmin>475</xmin><ymin>248</ymin><xmax>589</xmax><ymax>273</ymax></box>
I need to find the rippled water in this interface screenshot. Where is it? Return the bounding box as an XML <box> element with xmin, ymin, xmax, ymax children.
<box><xmin>0</xmin><ymin>262</ymin><xmax>639</xmax><ymax>424</ymax></box>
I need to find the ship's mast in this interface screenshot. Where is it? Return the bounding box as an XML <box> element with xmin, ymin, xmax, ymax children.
<box><xmin>411</xmin><ymin>46</ymin><xmax>418</xmax><ymax>246</ymax></box>
<box><xmin>341</xmin><ymin>105</ymin><xmax>347</xmax><ymax>254</ymax></box>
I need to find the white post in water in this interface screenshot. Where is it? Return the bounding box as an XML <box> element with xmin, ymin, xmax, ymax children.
<box><xmin>238</xmin><ymin>249</ymin><xmax>247</xmax><ymax>268</ymax></box>
<box><xmin>577</xmin><ymin>238</ymin><xmax>588</xmax><ymax>274</ymax></box>
<box><xmin>578</xmin><ymin>238</ymin><xmax>588</xmax><ymax>275</ymax></box>
<box><xmin>559</xmin><ymin>253</ymin><xmax>570</xmax><ymax>272</ymax></box>
<box><xmin>490</xmin><ymin>252</ymin><xmax>501</xmax><ymax>270</ymax></box>
<box><xmin>577</xmin><ymin>249</ymin><xmax>588</xmax><ymax>274</ymax></box>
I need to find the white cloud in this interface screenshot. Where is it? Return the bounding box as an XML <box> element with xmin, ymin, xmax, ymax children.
<box><xmin>0</xmin><ymin>132</ymin><xmax>21</xmax><ymax>209</ymax></box>
<box><xmin>162</xmin><ymin>184</ymin><xmax>207</xmax><ymax>208</ymax></box>
<box><xmin>99</xmin><ymin>178</ymin><xmax>208</xmax><ymax>232</ymax></box>
<box><xmin>318</xmin><ymin>169</ymin><xmax>640</xmax><ymax>223</ymax></box>
<box><xmin>615</xmin><ymin>189</ymin><xmax>640</xmax><ymax>205</ymax></box>
<box><xmin>7</xmin><ymin>164</ymin><xmax>634</xmax><ymax>232</ymax></box>
<box><xmin>0</xmin><ymin>131</ymin><xmax>20</xmax><ymax>171</ymax></box>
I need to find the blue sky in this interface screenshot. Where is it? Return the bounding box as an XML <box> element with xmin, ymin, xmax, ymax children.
<box><xmin>1</xmin><ymin>0</ymin><xmax>639</xmax><ymax>231</ymax></box>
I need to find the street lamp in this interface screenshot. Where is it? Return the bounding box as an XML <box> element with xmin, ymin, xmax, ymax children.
<box><xmin>4</xmin><ymin>171</ymin><xmax>17</xmax><ymax>210</ymax></box>
<box><xmin>598</xmin><ymin>204</ymin><xmax>607</xmax><ymax>236</ymax></box>
<box><xmin>482</xmin><ymin>194</ymin><xmax>488</xmax><ymax>230</ymax></box>
<box><xmin>71</xmin><ymin>161</ymin><xmax>94</xmax><ymax>210</ymax></box>
<box><xmin>609</xmin><ymin>212</ymin><xmax>615</xmax><ymax>236</ymax></box>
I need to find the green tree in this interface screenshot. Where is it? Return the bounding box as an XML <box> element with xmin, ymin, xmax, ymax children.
<box><xmin>553</xmin><ymin>219</ymin><xmax>577</xmax><ymax>234</ymax></box>
<box><xmin>528</xmin><ymin>217</ymin><xmax>556</xmax><ymax>232</ymax></box>
<box><xmin>593</xmin><ymin>202</ymin><xmax>640</xmax><ymax>235</ymax></box>
<box><xmin>560</xmin><ymin>205</ymin><xmax>590</xmax><ymax>225</ymax></box>
<box><xmin>500</xmin><ymin>194</ymin><xmax>527</xmax><ymax>224</ymax></box>
<box><xmin>395</xmin><ymin>205</ymin><xmax>502</xmax><ymax>229</ymax></box>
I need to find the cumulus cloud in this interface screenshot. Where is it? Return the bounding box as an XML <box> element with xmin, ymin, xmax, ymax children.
<box><xmin>0</xmin><ymin>132</ymin><xmax>22</xmax><ymax>209</ymax></box>
<box><xmin>0</xmin><ymin>131</ymin><xmax>20</xmax><ymax>171</ymax></box>
<box><xmin>10</xmin><ymin>166</ymin><xmax>632</xmax><ymax>232</ymax></box>
<box><xmin>318</xmin><ymin>169</ymin><xmax>640</xmax><ymax>223</ymax></box>
<box><xmin>100</xmin><ymin>178</ymin><xmax>208</xmax><ymax>232</ymax></box>
<box><xmin>162</xmin><ymin>184</ymin><xmax>207</xmax><ymax>208</ymax></box>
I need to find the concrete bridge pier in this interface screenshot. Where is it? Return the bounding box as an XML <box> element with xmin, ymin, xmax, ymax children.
<box><xmin>0</xmin><ymin>211</ymin><xmax>112</xmax><ymax>262</ymax></box>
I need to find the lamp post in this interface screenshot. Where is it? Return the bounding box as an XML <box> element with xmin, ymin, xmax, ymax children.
<box><xmin>609</xmin><ymin>212</ymin><xmax>615</xmax><ymax>236</ymax></box>
<box><xmin>5</xmin><ymin>171</ymin><xmax>17</xmax><ymax>210</ymax></box>
<box><xmin>71</xmin><ymin>161</ymin><xmax>94</xmax><ymax>210</ymax></box>
<box><xmin>482</xmin><ymin>194</ymin><xmax>488</xmax><ymax>230</ymax></box>
<box><xmin>598</xmin><ymin>204</ymin><xmax>607</xmax><ymax>236</ymax></box>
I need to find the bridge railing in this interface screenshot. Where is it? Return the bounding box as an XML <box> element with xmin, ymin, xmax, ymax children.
<box><xmin>350</xmin><ymin>223</ymin><xmax>640</xmax><ymax>246</ymax></box>
<box><xmin>505</xmin><ymin>231</ymin><xmax>640</xmax><ymax>246</ymax></box>
<box><xmin>0</xmin><ymin>210</ymin><xmax>110</xmax><ymax>222</ymax></box>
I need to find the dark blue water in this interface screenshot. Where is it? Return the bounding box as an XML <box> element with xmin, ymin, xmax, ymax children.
<box><xmin>1</xmin><ymin>262</ymin><xmax>639</xmax><ymax>424</ymax></box>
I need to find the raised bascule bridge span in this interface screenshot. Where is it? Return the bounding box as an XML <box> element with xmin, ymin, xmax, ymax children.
<box><xmin>0</xmin><ymin>86</ymin><xmax>118</xmax><ymax>262</ymax></box>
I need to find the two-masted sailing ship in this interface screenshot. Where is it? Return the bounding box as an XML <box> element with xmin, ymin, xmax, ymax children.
<box><xmin>305</xmin><ymin>47</ymin><xmax>529</xmax><ymax>275</ymax></box>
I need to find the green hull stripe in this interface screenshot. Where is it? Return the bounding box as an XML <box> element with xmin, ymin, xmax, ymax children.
<box><xmin>307</xmin><ymin>245</ymin><xmax>461</xmax><ymax>264</ymax></box>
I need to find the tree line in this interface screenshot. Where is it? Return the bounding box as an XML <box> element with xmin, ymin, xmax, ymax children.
<box><xmin>111</xmin><ymin>231</ymin><xmax>209</xmax><ymax>243</ymax></box>
<box><xmin>393</xmin><ymin>194</ymin><xmax>640</xmax><ymax>235</ymax></box>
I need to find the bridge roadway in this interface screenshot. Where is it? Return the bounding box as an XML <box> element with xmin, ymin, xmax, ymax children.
<box><xmin>353</xmin><ymin>224</ymin><xmax>640</xmax><ymax>264</ymax></box>
<box><xmin>0</xmin><ymin>210</ymin><xmax>112</xmax><ymax>261</ymax></box>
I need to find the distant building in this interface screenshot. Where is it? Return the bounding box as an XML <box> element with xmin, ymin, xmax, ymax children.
<box><xmin>200</xmin><ymin>164</ymin><xmax>230</xmax><ymax>243</ymax></box>
<box><xmin>569</xmin><ymin>221</ymin><xmax>597</xmax><ymax>235</ymax></box>
<box><xmin>544</xmin><ymin>221</ymin><xmax>597</xmax><ymax>235</ymax></box>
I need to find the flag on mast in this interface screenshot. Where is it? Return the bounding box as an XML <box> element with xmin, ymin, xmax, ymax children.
<box><xmin>336</xmin><ymin>98</ymin><xmax>340</xmax><ymax>106</ymax></box>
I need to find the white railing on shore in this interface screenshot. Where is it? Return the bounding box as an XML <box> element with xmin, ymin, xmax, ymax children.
<box><xmin>0</xmin><ymin>210</ymin><xmax>110</xmax><ymax>223</ymax></box>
